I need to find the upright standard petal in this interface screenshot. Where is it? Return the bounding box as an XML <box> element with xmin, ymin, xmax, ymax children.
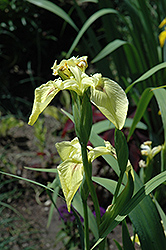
<box><xmin>52</xmin><ymin>56</ymin><xmax>88</xmax><ymax>77</ymax></box>
<box><xmin>55</xmin><ymin>137</ymin><xmax>82</xmax><ymax>162</ymax></box>
<box><xmin>57</xmin><ymin>160</ymin><xmax>84</xmax><ymax>212</ymax></box>
<box><xmin>90</xmin><ymin>74</ymin><xmax>128</xmax><ymax>130</ymax></box>
<box><xmin>28</xmin><ymin>80</ymin><xmax>60</xmax><ymax>125</ymax></box>
<box><xmin>58</xmin><ymin>66</ymin><xmax>93</xmax><ymax>96</ymax></box>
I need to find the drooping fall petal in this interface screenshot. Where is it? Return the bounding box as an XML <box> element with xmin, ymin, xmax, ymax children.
<box><xmin>28</xmin><ymin>80</ymin><xmax>61</xmax><ymax>125</ymax></box>
<box><xmin>57</xmin><ymin>160</ymin><xmax>84</xmax><ymax>212</ymax></box>
<box><xmin>56</xmin><ymin>138</ymin><xmax>119</xmax><ymax>212</ymax></box>
<box><xmin>90</xmin><ymin>74</ymin><xmax>128</xmax><ymax>130</ymax></box>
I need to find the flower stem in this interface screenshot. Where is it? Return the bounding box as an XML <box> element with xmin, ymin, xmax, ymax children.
<box><xmin>112</xmin><ymin>171</ymin><xmax>124</xmax><ymax>204</ymax></box>
<box><xmin>82</xmin><ymin>194</ymin><xmax>89</xmax><ymax>250</ymax></box>
<box><xmin>81</xmin><ymin>145</ymin><xmax>101</xmax><ymax>227</ymax></box>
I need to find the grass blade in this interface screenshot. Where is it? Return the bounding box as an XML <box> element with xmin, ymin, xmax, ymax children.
<box><xmin>125</xmin><ymin>62</ymin><xmax>166</xmax><ymax>94</ymax></box>
<box><xmin>127</xmin><ymin>88</ymin><xmax>153</xmax><ymax>141</ymax></box>
<box><xmin>122</xmin><ymin>220</ymin><xmax>135</xmax><ymax>250</ymax></box>
<box><xmin>66</xmin><ymin>8</ymin><xmax>118</xmax><ymax>58</ymax></box>
<box><xmin>91</xmin><ymin>39</ymin><xmax>128</xmax><ymax>63</ymax></box>
<box><xmin>0</xmin><ymin>171</ymin><xmax>54</xmax><ymax>192</ymax></box>
<box><xmin>153</xmin><ymin>88</ymin><xmax>166</xmax><ymax>141</ymax></box>
<box><xmin>92</xmin><ymin>118</ymin><xmax>147</xmax><ymax>135</ymax></box>
<box><xmin>27</xmin><ymin>0</ymin><xmax>78</xmax><ymax>31</ymax></box>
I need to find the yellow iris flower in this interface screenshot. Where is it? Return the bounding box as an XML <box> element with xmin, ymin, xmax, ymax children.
<box><xmin>159</xmin><ymin>18</ymin><xmax>166</xmax><ymax>29</ymax></box>
<box><xmin>159</xmin><ymin>28</ymin><xmax>166</xmax><ymax>48</ymax></box>
<box><xmin>28</xmin><ymin>56</ymin><xmax>128</xmax><ymax>130</ymax></box>
<box><xmin>56</xmin><ymin>137</ymin><xmax>116</xmax><ymax>212</ymax></box>
<box><xmin>159</xmin><ymin>18</ymin><xmax>166</xmax><ymax>48</ymax></box>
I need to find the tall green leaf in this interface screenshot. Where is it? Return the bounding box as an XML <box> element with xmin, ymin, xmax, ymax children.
<box><xmin>46</xmin><ymin>177</ymin><xmax>60</xmax><ymax>228</ymax></box>
<box><xmin>90</xmin><ymin>130</ymin><xmax>166</xmax><ymax>250</ymax></box>
<box><xmin>125</xmin><ymin>62</ymin><xmax>166</xmax><ymax>94</ymax></box>
<box><xmin>91</xmin><ymin>170</ymin><xmax>166</xmax><ymax>250</ymax></box>
<box><xmin>91</xmin><ymin>39</ymin><xmax>128</xmax><ymax>63</ymax></box>
<box><xmin>27</xmin><ymin>0</ymin><xmax>78</xmax><ymax>31</ymax></box>
<box><xmin>153</xmin><ymin>88</ymin><xmax>166</xmax><ymax>141</ymax></box>
<box><xmin>0</xmin><ymin>171</ymin><xmax>54</xmax><ymax>192</ymax></box>
<box><xmin>90</xmin><ymin>127</ymin><xmax>120</xmax><ymax>176</ymax></box>
<box><xmin>66</xmin><ymin>8</ymin><xmax>118</xmax><ymax>57</ymax></box>
<box><xmin>92</xmin><ymin>118</ymin><xmax>147</xmax><ymax>135</ymax></box>
<box><xmin>115</xmin><ymin>129</ymin><xmax>129</xmax><ymax>174</ymax></box>
<box><xmin>92</xmin><ymin>176</ymin><xmax>124</xmax><ymax>194</ymax></box>
<box><xmin>122</xmin><ymin>220</ymin><xmax>135</xmax><ymax>250</ymax></box>
<box><xmin>127</xmin><ymin>88</ymin><xmax>153</xmax><ymax>141</ymax></box>
<box><xmin>72</xmin><ymin>192</ymin><xmax>99</xmax><ymax>240</ymax></box>
<box><xmin>99</xmin><ymin>171</ymin><xmax>134</xmax><ymax>237</ymax></box>
<box><xmin>154</xmin><ymin>198</ymin><xmax>166</xmax><ymax>234</ymax></box>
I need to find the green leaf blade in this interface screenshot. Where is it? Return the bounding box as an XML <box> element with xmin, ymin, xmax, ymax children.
<box><xmin>91</xmin><ymin>39</ymin><xmax>128</xmax><ymax>63</ymax></box>
<box><xmin>66</xmin><ymin>8</ymin><xmax>118</xmax><ymax>58</ymax></box>
<box><xmin>115</xmin><ymin>129</ymin><xmax>129</xmax><ymax>173</ymax></box>
<box><xmin>122</xmin><ymin>220</ymin><xmax>135</xmax><ymax>250</ymax></box>
<box><xmin>27</xmin><ymin>0</ymin><xmax>78</xmax><ymax>31</ymax></box>
<box><xmin>153</xmin><ymin>88</ymin><xmax>166</xmax><ymax>141</ymax></box>
<box><xmin>127</xmin><ymin>88</ymin><xmax>153</xmax><ymax>141</ymax></box>
<box><xmin>125</xmin><ymin>62</ymin><xmax>166</xmax><ymax>94</ymax></box>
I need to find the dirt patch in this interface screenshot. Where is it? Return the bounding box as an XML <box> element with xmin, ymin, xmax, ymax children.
<box><xmin>1</xmin><ymin>192</ymin><xmax>137</xmax><ymax>250</ymax></box>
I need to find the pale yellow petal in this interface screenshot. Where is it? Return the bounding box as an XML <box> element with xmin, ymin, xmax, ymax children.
<box><xmin>60</xmin><ymin>67</ymin><xmax>93</xmax><ymax>95</ymax></box>
<box><xmin>159</xmin><ymin>18</ymin><xmax>166</xmax><ymax>29</ymax></box>
<box><xmin>52</xmin><ymin>56</ymin><xmax>88</xmax><ymax>76</ymax></box>
<box><xmin>57</xmin><ymin>160</ymin><xmax>84</xmax><ymax>212</ymax></box>
<box><xmin>91</xmin><ymin>76</ymin><xmax>128</xmax><ymax>130</ymax></box>
<box><xmin>28</xmin><ymin>80</ymin><xmax>60</xmax><ymax>125</ymax></box>
<box><xmin>55</xmin><ymin>137</ymin><xmax>82</xmax><ymax>162</ymax></box>
<box><xmin>159</xmin><ymin>29</ymin><xmax>166</xmax><ymax>47</ymax></box>
<box><xmin>88</xmin><ymin>140</ymin><xmax>116</xmax><ymax>162</ymax></box>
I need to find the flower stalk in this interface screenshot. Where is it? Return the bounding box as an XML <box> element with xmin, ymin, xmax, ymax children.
<box><xmin>28</xmin><ymin>56</ymin><xmax>129</xmax><ymax>249</ymax></box>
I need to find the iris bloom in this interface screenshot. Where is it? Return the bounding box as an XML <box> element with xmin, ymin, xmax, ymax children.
<box><xmin>56</xmin><ymin>137</ymin><xmax>116</xmax><ymax>212</ymax></box>
<box><xmin>139</xmin><ymin>141</ymin><xmax>162</xmax><ymax>167</ymax></box>
<box><xmin>28</xmin><ymin>56</ymin><xmax>129</xmax><ymax>212</ymax></box>
<box><xmin>159</xmin><ymin>18</ymin><xmax>166</xmax><ymax>29</ymax></box>
<box><xmin>159</xmin><ymin>28</ymin><xmax>166</xmax><ymax>48</ymax></box>
<box><xmin>140</xmin><ymin>141</ymin><xmax>162</xmax><ymax>159</ymax></box>
<box><xmin>28</xmin><ymin>56</ymin><xmax>128</xmax><ymax>130</ymax></box>
<box><xmin>159</xmin><ymin>18</ymin><xmax>166</xmax><ymax>48</ymax></box>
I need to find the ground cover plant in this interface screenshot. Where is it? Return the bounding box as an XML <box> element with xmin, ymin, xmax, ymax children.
<box><xmin>1</xmin><ymin>0</ymin><xmax>166</xmax><ymax>249</ymax></box>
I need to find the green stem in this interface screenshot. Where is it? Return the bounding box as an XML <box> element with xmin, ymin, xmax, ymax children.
<box><xmin>112</xmin><ymin>171</ymin><xmax>124</xmax><ymax>204</ymax></box>
<box><xmin>81</xmin><ymin>145</ymin><xmax>101</xmax><ymax>227</ymax></box>
<box><xmin>161</xmin><ymin>142</ymin><xmax>166</xmax><ymax>172</ymax></box>
<box><xmin>144</xmin><ymin>159</ymin><xmax>154</xmax><ymax>183</ymax></box>
<box><xmin>82</xmin><ymin>196</ymin><xmax>89</xmax><ymax>250</ymax></box>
